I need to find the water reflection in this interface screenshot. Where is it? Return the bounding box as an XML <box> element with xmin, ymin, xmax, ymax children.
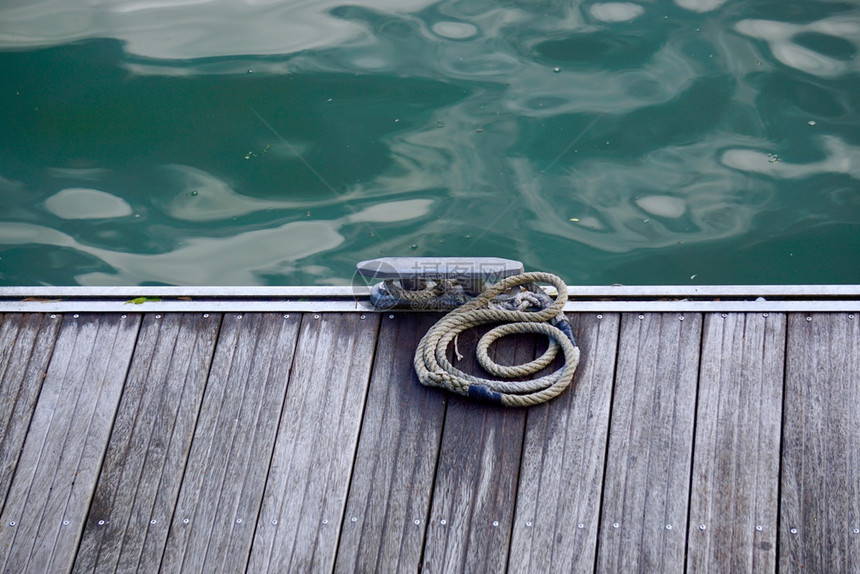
<box><xmin>0</xmin><ymin>0</ymin><xmax>857</xmax><ymax>285</ymax></box>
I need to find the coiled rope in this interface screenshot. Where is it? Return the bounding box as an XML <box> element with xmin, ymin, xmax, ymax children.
<box><xmin>414</xmin><ymin>272</ymin><xmax>580</xmax><ymax>407</ymax></box>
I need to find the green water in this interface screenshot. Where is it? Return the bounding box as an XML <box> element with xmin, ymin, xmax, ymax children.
<box><xmin>1</xmin><ymin>0</ymin><xmax>858</xmax><ymax>286</ymax></box>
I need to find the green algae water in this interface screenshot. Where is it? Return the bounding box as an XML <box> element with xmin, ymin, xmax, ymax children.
<box><xmin>0</xmin><ymin>0</ymin><xmax>858</xmax><ymax>286</ymax></box>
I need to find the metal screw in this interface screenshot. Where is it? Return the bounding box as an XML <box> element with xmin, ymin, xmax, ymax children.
<box><xmin>679</xmin><ymin>316</ymin><xmax>684</xmax><ymax>321</ymax></box>
<box><xmin>236</xmin><ymin>314</ymin><xmax>243</xmax><ymax>319</ymax></box>
<box><xmin>155</xmin><ymin>314</ymin><xmax>161</xmax><ymax>319</ymax></box>
<box><xmin>721</xmin><ymin>313</ymin><xmax>727</xmax><ymax>318</ymax></box>
<box><xmin>762</xmin><ymin>313</ymin><xmax>769</xmax><ymax>317</ymax></box>
<box><xmin>756</xmin><ymin>525</ymin><xmax>763</xmax><ymax>531</ymax></box>
<box><xmin>121</xmin><ymin>314</ymin><xmax>127</xmax><ymax>319</ymax></box>
<box><xmin>666</xmin><ymin>524</ymin><xmax>673</xmax><ymax>530</ymax></box>
<box><xmin>150</xmin><ymin>519</ymin><xmax>157</xmax><ymax>525</ymax></box>
<box><xmin>360</xmin><ymin>315</ymin><xmax>366</xmax><ymax>320</ymax></box>
<box><xmin>638</xmin><ymin>315</ymin><xmax>644</xmax><ymax>320</ymax></box>
<box><xmin>63</xmin><ymin>520</ymin><xmax>70</xmax><ymax>526</ymax></box>
<box><xmin>8</xmin><ymin>521</ymin><xmax>15</xmax><ymax>526</ymax></box>
<box><xmin>74</xmin><ymin>314</ymin><xmax>80</xmax><ymax>318</ymax></box>
<box><xmin>321</xmin><ymin>519</ymin><xmax>328</xmax><ymax>525</ymax></box>
<box><xmin>806</xmin><ymin>316</ymin><xmax>812</xmax><ymax>322</ymax></box>
<box><xmin>492</xmin><ymin>521</ymin><xmax>499</xmax><ymax>527</ymax></box>
<box><xmin>414</xmin><ymin>519</ymin><xmax>420</xmax><ymax>525</ymax></box>
<box><xmin>578</xmin><ymin>523</ymin><xmax>585</xmax><ymax>529</ymax></box>
<box><xmin>597</xmin><ymin>314</ymin><xmax>603</xmax><ymax>319</ymax></box>
<box><xmin>790</xmin><ymin>528</ymin><xmax>798</xmax><ymax>534</ymax></box>
<box><xmin>848</xmin><ymin>314</ymin><xmax>854</xmax><ymax>319</ymax></box>
<box><xmin>440</xmin><ymin>519</ymin><xmax>447</xmax><ymax>525</ymax></box>
<box><xmin>389</xmin><ymin>314</ymin><xmax>395</xmax><ymax>319</ymax></box>
<box><xmin>853</xmin><ymin>528</ymin><xmax>859</xmax><ymax>534</ymax></box>
<box><xmin>526</xmin><ymin>521</ymin><xmax>533</xmax><ymax>527</ymax></box>
<box><xmin>236</xmin><ymin>518</ymin><xmax>242</xmax><ymax>524</ymax></box>
<box><xmin>351</xmin><ymin>517</ymin><xmax>357</xmax><ymax>522</ymax></box>
<box><xmin>203</xmin><ymin>313</ymin><xmax>209</xmax><ymax>318</ymax></box>
<box><xmin>699</xmin><ymin>524</ymin><xmax>706</xmax><ymax>531</ymax></box>
<box><xmin>284</xmin><ymin>314</ymin><xmax>290</xmax><ymax>319</ymax></box>
<box><xmin>183</xmin><ymin>518</ymin><xmax>190</xmax><ymax>524</ymax></box>
<box><xmin>612</xmin><ymin>523</ymin><xmax>620</xmax><ymax>529</ymax></box>
<box><xmin>314</xmin><ymin>314</ymin><xmax>320</xmax><ymax>319</ymax></box>
<box><xmin>50</xmin><ymin>314</ymin><xmax>57</xmax><ymax>318</ymax></box>
<box><xmin>98</xmin><ymin>520</ymin><xmax>105</xmax><ymax>526</ymax></box>
<box><xmin>272</xmin><ymin>520</ymin><xmax>278</xmax><ymax>525</ymax></box>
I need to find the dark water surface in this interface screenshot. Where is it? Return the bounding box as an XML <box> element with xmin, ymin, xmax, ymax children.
<box><xmin>1</xmin><ymin>0</ymin><xmax>858</xmax><ymax>286</ymax></box>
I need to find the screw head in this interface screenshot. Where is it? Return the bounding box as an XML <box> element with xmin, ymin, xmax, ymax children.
<box><xmin>414</xmin><ymin>519</ymin><xmax>420</xmax><ymax>525</ymax></box>
<box><xmin>790</xmin><ymin>528</ymin><xmax>798</xmax><ymax>534</ymax></box>
<box><xmin>314</xmin><ymin>314</ymin><xmax>320</xmax><ymax>319</ymax></box>
<box><xmin>578</xmin><ymin>523</ymin><xmax>585</xmax><ymax>529</ymax></box>
<box><xmin>98</xmin><ymin>520</ymin><xmax>105</xmax><ymax>526</ymax></box>
<box><xmin>612</xmin><ymin>522</ymin><xmax>620</xmax><ymax>529</ymax></box>
<box><xmin>699</xmin><ymin>524</ymin><xmax>706</xmax><ymax>531</ymax></box>
<box><xmin>284</xmin><ymin>314</ymin><xmax>290</xmax><ymax>318</ymax></box>
<box><xmin>183</xmin><ymin>518</ymin><xmax>190</xmax><ymax>524</ymax></box>
<box><xmin>526</xmin><ymin>521</ymin><xmax>532</xmax><ymax>527</ymax></box>
<box><xmin>351</xmin><ymin>517</ymin><xmax>357</xmax><ymax>522</ymax></box>
<box><xmin>638</xmin><ymin>315</ymin><xmax>644</xmax><ymax>320</ymax></box>
<box><xmin>321</xmin><ymin>519</ymin><xmax>327</xmax><ymax>525</ymax></box>
<box><xmin>492</xmin><ymin>521</ymin><xmax>499</xmax><ymax>527</ymax></box>
<box><xmin>762</xmin><ymin>312</ymin><xmax>769</xmax><ymax>317</ymax></box>
<box><xmin>236</xmin><ymin>518</ymin><xmax>243</xmax><ymax>524</ymax></box>
<box><xmin>203</xmin><ymin>313</ymin><xmax>209</xmax><ymax>318</ymax></box>
<box><xmin>756</xmin><ymin>525</ymin><xmax>763</xmax><ymax>531</ymax></box>
<box><xmin>63</xmin><ymin>520</ymin><xmax>70</xmax><ymax>526</ymax></box>
<box><xmin>806</xmin><ymin>316</ymin><xmax>812</xmax><ymax>321</ymax></box>
<box><xmin>440</xmin><ymin>519</ymin><xmax>446</xmax><ymax>525</ymax></box>
<box><xmin>666</xmin><ymin>524</ymin><xmax>673</xmax><ymax>530</ymax></box>
<box><xmin>597</xmin><ymin>314</ymin><xmax>603</xmax><ymax>319</ymax></box>
<box><xmin>150</xmin><ymin>519</ymin><xmax>157</xmax><ymax>525</ymax></box>
<box><xmin>8</xmin><ymin>521</ymin><xmax>15</xmax><ymax>526</ymax></box>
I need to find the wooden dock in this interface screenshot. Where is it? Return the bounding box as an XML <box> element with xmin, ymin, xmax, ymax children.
<box><xmin>0</xmin><ymin>293</ymin><xmax>858</xmax><ymax>571</ymax></box>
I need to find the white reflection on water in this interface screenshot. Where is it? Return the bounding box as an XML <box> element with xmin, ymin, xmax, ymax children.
<box><xmin>721</xmin><ymin>136</ymin><xmax>860</xmax><ymax>180</ymax></box>
<box><xmin>44</xmin><ymin>188</ymin><xmax>133</xmax><ymax>219</ymax></box>
<box><xmin>508</xmin><ymin>135</ymin><xmax>775</xmax><ymax>253</ymax></box>
<box><xmin>735</xmin><ymin>16</ymin><xmax>860</xmax><ymax>77</ymax></box>
<box><xmin>0</xmin><ymin>196</ymin><xmax>434</xmax><ymax>284</ymax></box>
<box><xmin>0</xmin><ymin>0</ymin><xmax>436</xmax><ymax>59</ymax></box>
<box><xmin>589</xmin><ymin>3</ymin><xmax>644</xmax><ymax>24</ymax></box>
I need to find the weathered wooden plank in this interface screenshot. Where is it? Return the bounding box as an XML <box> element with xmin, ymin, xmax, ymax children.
<box><xmin>159</xmin><ymin>312</ymin><xmax>301</xmax><ymax>573</ymax></box>
<box><xmin>334</xmin><ymin>313</ymin><xmax>447</xmax><ymax>573</ymax></box>
<box><xmin>687</xmin><ymin>312</ymin><xmax>786</xmax><ymax>572</ymax></box>
<box><xmin>508</xmin><ymin>313</ymin><xmax>620</xmax><ymax>572</ymax></box>
<box><xmin>596</xmin><ymin>312</ymin><xmax>702</xmax><ymax>573</ymax></box>
<box><xmin>420</xmin><ymin>324</ymin><xmax>533</xmax><ymax>574</ymax></box>
<box><xmin>0</xmin><ymin>313</ymin><xmax>141</xmax><ymax>573</ymax></box>
<box><xmin>248</xmin><ymin>312</ymin><xmax>380</xmax><ymax>573</ymax></box>
<box><xmin>72</xmin><ymin>312</ymin><xmax>221</xmax><ymax>573</ymax></box>
<box><xmin>781</xmin><ymin>313</ymin><xmax>860</xmax><ymax>573</ymax></box>
<box><xmin>0</xmin><ymin>314</ymin><xmax>63</xmax><ymax>508</ymax></box>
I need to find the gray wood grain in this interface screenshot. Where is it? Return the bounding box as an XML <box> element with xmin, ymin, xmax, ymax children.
<box><xmin>0</xmin><ymin>313</ymin><xmax>141</xmax><ymax>574</ymax></box>
<box><xmin>596</xmin><ymin>312</ymin><xmax>702</xmax><ymax>573</ymax></box>
<box><xmin>687</xmin><ymin>312</ymin><xmax>786</xmax><ymax>573</ymax></box>
<box><xmin>508</xmin><ymin>313</ymin><xmax>621</xmax><ymax>573</ymax></box>
<box><xmin>420</xmin><ymin>323</ymin><xmax>533</xmax><ymax>574</ymax></box>
<box><xmin>160</xmin><ymin>312</ymin><xmax>301</xmax><ymax>574</ymax></box>
<box><xmin>0</xmin><ymin>314</ymin><xmax>63</xmax><ymax>509</ymax></box>
<box><xmin>72</xmin><ymin>312</ymin><xmax>221</xmax><ymax>573</ymax></box>
<box><xmin>780</xmin><ymin>313</ymin><xmax>859</xmax><ymax>573</ymax></box>
<box><xmin>248</xmin><ymin>312</ymin><xmax>380</xmax><ymax>573</ymax></box>
<box><xmin>334</xmin><ymin>313</ymin><xmax>447</xmax><ymax>573</ymax></box>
